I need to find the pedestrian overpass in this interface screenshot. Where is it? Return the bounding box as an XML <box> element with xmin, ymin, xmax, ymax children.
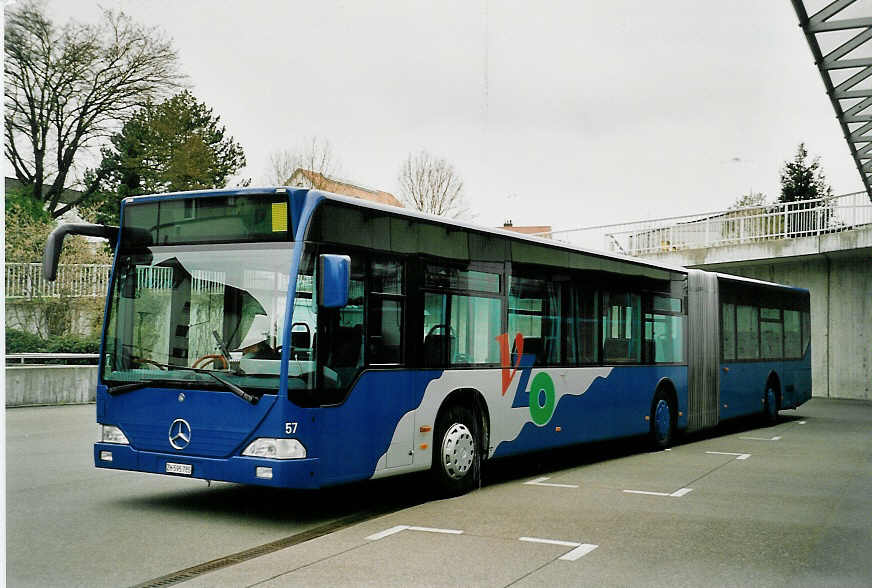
<box><xmin>549</xmin><ymin>192</ymin><xmax>871</xmax><ymax>401</ymax></box>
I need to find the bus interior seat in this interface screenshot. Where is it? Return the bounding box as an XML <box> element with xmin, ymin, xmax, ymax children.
<box><xmin>423</xmin><ymin>333</ymin><xmax>454</xmax><ymax>366</ymax></box>
<box><xmin>604</xmin><ymin>338</ymin><xmax>629</xmax><ymax>362</ymax></box>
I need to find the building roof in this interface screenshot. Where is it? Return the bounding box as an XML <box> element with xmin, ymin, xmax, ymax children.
<box><xmin>287</xmin><ymin>169</ymin><xmax>403</xmax><ymax>208</ymax></box>
<box><xmin>499</xmin><ymin>221</ymin><xmax>552</xmax><ymax>237</ymax></box>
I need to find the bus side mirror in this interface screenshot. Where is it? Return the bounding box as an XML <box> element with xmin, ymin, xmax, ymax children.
<box><xmin>318</xmin><ymin>254</ymin><xmax>351</xmax><ymax>308</ymax></box>
<box><xmin>43</xmin><ymin>223</ymin><xmax>119</xmax><ymax>281</ymax></box>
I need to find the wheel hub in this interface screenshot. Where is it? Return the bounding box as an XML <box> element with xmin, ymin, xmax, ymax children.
<box><xmin>441</xmin><ymin>422</ymin><xmax>475</xmax><ymax>480</ymax></box>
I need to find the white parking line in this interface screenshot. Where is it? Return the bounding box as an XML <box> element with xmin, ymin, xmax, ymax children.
<box><xmin>407</xmin><ymin>526</ymin><xmax>464</xmax><ymax>535</ymax></box>
<box><xmin>519</xmin><ymin>537</ymin><xmax>599</xmax><ymax>561</ymax></box>
<box><xmin>365</xmin><ymin>525</ymin><xmax>409</xmax><ymax>541</ymax></box>
<box><xmin>739</xmin><ymin>435</ymin><xmax>781</xmax><ymax>441</ymax></box>
<box><xmin>798</xmin><ymin>421</ymin><xmax>807</xmax><ymax>425</ymax></box>
<box><xmin>523</xmin><ymin>476</ymin><xmax>580</xmax><ymax>488</ymax></box>
<box><xmin>706</xmin><ymin>451</ymin><xmax>751</xmax><ymax>460</ymax></box>
<box><xmin>623</xmin><ymin>487</ymin><xmax>693</xmax><ymax>497</ymax></box>
<box><xmin>365</xmin><ymin>525</ymin><xmax>463</xmax><ymax>541</ymax></box>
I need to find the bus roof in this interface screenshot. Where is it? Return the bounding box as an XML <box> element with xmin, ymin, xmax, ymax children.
<box><xmin>122</xmin><ymin>186</ymin><xmax>695</xmax><ymax>278</ymax></box>
<box><xmin>312</xmin><ymin>189</ymin><xmax>691</xmax><ymax>277</ymax></box>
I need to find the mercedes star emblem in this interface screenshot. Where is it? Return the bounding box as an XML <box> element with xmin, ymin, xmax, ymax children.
<box><xmin>168</xmin><ymin>418</ymin><xmax>191</xmax><ymax>450</ymax></box>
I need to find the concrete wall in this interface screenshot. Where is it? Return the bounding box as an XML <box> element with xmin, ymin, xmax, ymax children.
<box><xmin>5</xmin><ymin>298</ymin><xmax>103</xmax><ymax>337</ymax></box>
<box><xmin>639</xmin><ymin>226</ymin><xmax>871</xmax><ymax>400</ymax></box>
<box><xmin>5</xmin><ymin>365</ymin><xmax>97</xmax><ymax>407</ymax></box>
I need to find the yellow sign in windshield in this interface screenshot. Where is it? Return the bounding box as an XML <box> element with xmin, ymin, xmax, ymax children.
<box><xmin>272</xmin><ymin>201</ymin><xmax>288</xmax><ymax>232</ymax></box>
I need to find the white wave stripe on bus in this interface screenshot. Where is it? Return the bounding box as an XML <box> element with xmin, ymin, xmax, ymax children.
<box><xmin>371</xmin><ymin>367</ymin><xmax>613</xmax><ymax>479</ymax></box>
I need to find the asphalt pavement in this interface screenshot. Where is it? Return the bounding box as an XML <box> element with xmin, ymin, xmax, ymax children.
<box><xmin>6</xmin><ymin>398</ymin><xmax>872</xmax><ymax>587</ymax></box>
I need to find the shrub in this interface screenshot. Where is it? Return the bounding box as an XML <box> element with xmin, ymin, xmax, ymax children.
<box><xmin>5</xmin><ymin>328</ymin><xmax>100</xmax><ymax>364</ymax></box>
<box><xmin>5</xmin><ymin>328</ymin><xmax>45</xmax><ymax>353</ymax></box>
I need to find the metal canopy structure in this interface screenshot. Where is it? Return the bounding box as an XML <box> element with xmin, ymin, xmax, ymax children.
<box><xmin>793</xmin><ymin>0</ymin><xmax>872</xmax><ymax>201</ymax></box>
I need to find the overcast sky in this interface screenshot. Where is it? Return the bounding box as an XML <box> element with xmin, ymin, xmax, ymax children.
<box><xmin>40</xmin><ymin>0</ymin><xmax>866</xmax><ymax>230</ymax></box>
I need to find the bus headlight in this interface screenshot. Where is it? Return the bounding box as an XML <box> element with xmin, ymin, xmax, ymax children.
<box><xmin>242</xmin><ymin>438</ymin><xmax>306</xmax><ymax>459</ymax></box>
<box><xmin>99</xmin><ymin>424</ymin><xmax>129</xmax><ymax>444</ymax></box>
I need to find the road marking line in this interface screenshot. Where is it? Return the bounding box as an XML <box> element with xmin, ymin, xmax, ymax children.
<box><xmin>739</xmin><ymin>435</ymin><xmax>781</xmax><ymax>441</ymax></box>
<box><xmin>366</xmin><ymin>525</ymin><xmax>409</xmax><ymax>541</ymax></box>
<box><xmin>706</xmin><ymin>451</ymin><xmax>751</xmax><ymax>460</ymax></box>
<box><xmin>366</xmin><ymin>525</ymin><xmax>464</xmax><ymax>541</ymax></box>
<box><xmin>407</xmin><ymin>526</ymin><xmax>464</xmax><ymax>535</ymax></box>
<box><xmin>519</xmin><ymin>537</ymin><xmax>598</xmax><ymax>561</ymax></box>
<box><xmin>523</xmin><ymin>476</ymin><xmax>579</xmax><ymax>488</ymax></box>
<box><xmin>623</xmin><ymin>487</ymin><xmax>693</xmax><ymax>497</ymax></box>
<box><xmin>623</xmin><ymin>489</ymin><xmax>670</xmax><ymax>496</ymax></box>
<box><xmin>520</xmin><ymin>536</ymin><xmax>580</xmax><ymax>548</ymax></box>
<box><xmin>798</xmin><ymin>421</ymin><xmax>807</xmax><ymax>425</ymax></box>
<box><xmin>560</xmin><ymin>544</ymin><xmax>599</xmax><ymax>561</ymax></box>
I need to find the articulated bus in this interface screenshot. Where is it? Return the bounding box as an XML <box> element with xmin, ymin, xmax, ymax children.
<box><xmin>44</xmin><ymin>188</ymin><xmax>812</xmax><ymax>495</ymax></box>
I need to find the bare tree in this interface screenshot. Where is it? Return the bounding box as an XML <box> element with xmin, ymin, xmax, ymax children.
<box><xmin>264</xmin><ymin>137</ymin><xmax>339</xmax><ymax>188</ymax></box>
<box><xmin>397</xmin><ymin>150</ymin><xmax>468</xmax><ymax>218</ymax></box>
<box><xmin>4</xmin><ymin>1</ymin><xmax>183</xmax><ymax>218</ymax></box>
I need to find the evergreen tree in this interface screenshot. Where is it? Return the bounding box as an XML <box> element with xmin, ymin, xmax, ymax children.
<box><xmin>779</xmin><ymin>143</ymin><xmax>832</xmax><ymax>203</ymax></box>
<box><xmin>90</xmin><ymin>91</ymin><xmax>246</xmax><ymax>224</ymax></box>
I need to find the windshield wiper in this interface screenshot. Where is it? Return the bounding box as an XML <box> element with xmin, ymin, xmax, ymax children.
<box><xmin>107</xmin><ymin>379</ymin><xmax>192</xmax><ymax>396</ymax></box>
<box><xmin>145</xmin><ymin>362</ymin><xmax>259</xmax><ymax>405</ymax></box>
<box><xmin>108</xmin><ymin>361</ymin><xmax>260</xmax><ymax>404</ymax></box>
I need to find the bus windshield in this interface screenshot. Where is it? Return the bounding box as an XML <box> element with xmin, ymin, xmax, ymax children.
<box><xmin>102</xmin><ymin>241</ymin><xmax>317</xmax><ymax>393</ymax></box>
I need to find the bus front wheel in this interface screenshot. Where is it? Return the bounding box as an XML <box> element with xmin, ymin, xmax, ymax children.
<box><xmin>431</xmin><ymin>404</ymin><xmax>479</xmax><ymax>496</ymax></box>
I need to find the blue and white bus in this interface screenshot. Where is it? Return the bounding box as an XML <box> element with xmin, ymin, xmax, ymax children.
<box><xmin>44</xmin><ymin>188</ymin><xmax>812</xmax><ymax>495</ymax></box>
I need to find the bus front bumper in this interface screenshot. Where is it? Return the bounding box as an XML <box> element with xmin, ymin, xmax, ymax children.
<box><xmin>94</xmin><ymin>443</ymin><xmax>321</xmax><ymax>489</ymax></box>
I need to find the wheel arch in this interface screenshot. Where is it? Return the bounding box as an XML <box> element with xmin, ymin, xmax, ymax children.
<box><xmin>437</xmin><ymin>387</ymin><xmax>491</xmax><ymax>460</ymax></box>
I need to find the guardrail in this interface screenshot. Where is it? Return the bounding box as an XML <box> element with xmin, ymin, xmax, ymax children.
<box><xmin>6</xmin><ymin>353</ymin><xmax>99</xmax><ymax>364</ymax></box>
<box><xmin>543</xmin><ymin>191</ymin><xmax>872</xmax><ymax>256</ymax></box>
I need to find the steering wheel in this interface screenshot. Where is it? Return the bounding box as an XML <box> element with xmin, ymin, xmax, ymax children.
<box><xmin>192</xmin><ymin>354</ymin><xmax>229</xmax><ymax>370</ymax></box>
<box><xmin>131</xmin><ymin>357</ymin><xmax>166</xmax><ymax>370</ymax></box>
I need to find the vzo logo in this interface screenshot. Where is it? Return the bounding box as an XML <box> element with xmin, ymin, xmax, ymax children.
<box><xmin>496</xmin><ymin>333</ymin><xmax>557</xmax><ymax>426</ymax></box>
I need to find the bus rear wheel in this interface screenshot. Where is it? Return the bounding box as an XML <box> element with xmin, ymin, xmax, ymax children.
<box><xmin>650</xmin><ymin>391</ymin><xmax>675</xmax><ymax>450</ymax></box>
<box><xmin>431</xmin><ymin>405</ymin><xmax>479</xmax><ymax>496</ymax></box>
<box><xmin>763</xmin><ymin>386</ymin><xmax>779</xmax><ymax>424</ymax></box>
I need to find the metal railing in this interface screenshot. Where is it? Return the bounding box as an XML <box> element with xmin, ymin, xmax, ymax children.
<box><xmin>545</xmin><ymin>192</ymin><xmax>872</xmax><ymax>256</ymax></box>
<box><xmin>5</xmin><ymin>263</ymin><xmax>112</xmax><ymax>299</ymax></box>
<box><xmin>6</xmin><ymin>353</ymin><xmax>99</xmax><ymax>364</ymax></box>
<box><xmin>6</xmin><ymin>264</ymin><xmax>249</xmax><ymax>299</ymax></box>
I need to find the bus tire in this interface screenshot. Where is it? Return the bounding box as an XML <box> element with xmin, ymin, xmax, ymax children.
<box><xmin>650</xmin><ymin>391</ymin><xmax>675</xmax><ymax>450</ymax></box>
<box><xmin>431</xmin><ymin>404</ymin><xmax>479</xmax><ymax>496</ymax></box>
<box><xmin>763</xmin><ymin>386</ymin><xmax>779</xmax><ymax>424</ymax></box>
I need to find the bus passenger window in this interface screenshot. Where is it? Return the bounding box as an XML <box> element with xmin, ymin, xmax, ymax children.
<box><xmin>801</xmin><ymin>311</ymin><xmax>811</xmax><ymax>356</ymax></box>
<box><xmin>760</xmin><ymin>307</ymin><xmax>783</xmax><ymax>359</ymax></box>
<box><xmin>423</xmin><ymin>293</ymin><xmax>451</xmax><ymax>366</ymax></box>
<box><xmin>644</xmin><ymin>296</ymin><xmax>684</xmax><ymax>363</ymax></box>
<box><xmin>736</xmin><ymin>305</ymin><xmax>759</xmax><ymax>360</ymax></box>
<box><xmin>722</xmin><ymin>303</ymin><xmax>736</xmax><ymax>361</ymax></box>
<box><xmin>321</xmin><ymin>264</ymin><xmax>364</xmax><ymax>391</ymax></box>
<box><xmin>368</xmin><ymin>257</ymin><xmax>404</xmax><ymax>365</ymax></box>
<box><xmin>602</xmin><ymin>291</ymin><xmax>641</xmax><ymax>363</ymax></box>
<box><xmin>784</xmin><ymin>310</ymin><xmax>801</xmax><ymax>359</ymax></box>
<box><xmin>509</xmin><ymin>275</ymin><xmax>561</xmax><ymax>365</ymax></box>
<box><xmin>368</xmin><ymin>298</ymin><xmax>402</xmax><ymax>364</ymax></box>
<box><xmin>564</xmin><ymin>285</ymin><xmax>598</xmax><ymax>365</ymax></box>
<box><xmin>450</xmin><ymin>295</ymin><xmax>501</xmax><ymax>365</ymax></box>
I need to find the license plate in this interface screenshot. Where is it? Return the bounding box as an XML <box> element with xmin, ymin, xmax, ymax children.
<box><xmin>166</xmin><ymin>462</ymin><xmax>192</xmax><ymax>475</ymax></box>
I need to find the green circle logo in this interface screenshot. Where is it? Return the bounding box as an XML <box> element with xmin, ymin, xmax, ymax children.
<box><xmin>529</xmin><ymin>372</ymin><xmax>555</xmax><ymax>426</ymax></box>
